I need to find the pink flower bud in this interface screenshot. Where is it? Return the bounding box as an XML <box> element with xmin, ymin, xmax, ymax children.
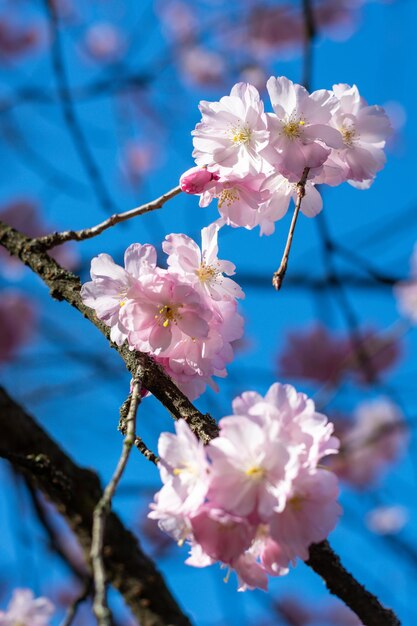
<box><xmin>180</xmin><ymin>166</ymin><xmax>218</xmax><ymax>194</ymax></box>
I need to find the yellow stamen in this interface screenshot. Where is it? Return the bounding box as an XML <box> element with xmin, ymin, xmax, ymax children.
<box><xmin>196</xmin><ymin>263</ymin><xmax>218</xmax><ymax>283</ymax></box>
<box><xmin>245</xmin><ymin>466</ymin><xmax>265</xmax><ymax>479</ymax></box>
<box><xmin>218</xmin><ymin>188</ymin><xmax>239</xmax><ymax>208</ymax></box>
<box><xmin>231</xmin><ymin>125</ymin><xmax>251</xmax><ymax>145</ymax></box>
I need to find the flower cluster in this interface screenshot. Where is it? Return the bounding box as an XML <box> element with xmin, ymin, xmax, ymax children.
<box><xmin>0</xmin><ymin>589</ymin><xmax>54</xmax><ymax>626</ymax></box>
<box><xmin>181</xmin><ymin>77</ymin><xmax>391</xmax><ymax>234</ymax></box>
<box><xmin>81</xmin><ymin>224</ymin><xmax>243</xmax><ymax>400</ymax></box>
<box><xmin>149</xmin><ymin>382</ymin><xmax>341</xmax><ymax>590</ymax></box>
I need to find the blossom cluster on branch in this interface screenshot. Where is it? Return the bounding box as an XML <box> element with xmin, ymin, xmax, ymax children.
<box><xmin>149</xmin><ymin>382</ymin><xmax>341</xmax><ymax>590</ymax></box>
<box><xmin>181</xmin><ymin>77</ymin><xmax>391</xmax><ymax>234</ymax></box>
<box><xmin>81</xmin><ymin>223</ymin><xmax>243</xmax><ymax>399</ymax></box>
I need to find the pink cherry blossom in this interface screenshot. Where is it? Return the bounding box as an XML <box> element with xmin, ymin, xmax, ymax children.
<box><xmin>150</xmin><ymin>383</ymin><xmax>341</xmax><ymax>590</ymax></box>
<box><xmin>265</xmin><ymin>76</ymin><xmax>343</xmax><ymax>181</ymax></box>
<box><xmin>81</xmin><ymin>243</ymin><xmax>157</xmax><ymax>346</ymax></box>
<box><xmin>318</xmin><ymin>83</ymin><xmax>391</xmax><ymax>186</ymax></box>
<box><xmin>163</xmin><ymin>223</ymin><xmax>244</xmax><ymax>300</ymax></box>
<box><xmin>0</xmin><ymin>291</ymin><xmax>37</xmax><ymax>365</ymax></box>
<box><xmin>207</xmin><ymin>413</ymin><xmax>294</xmax><ymax>520</ymax></box>
<box><xmin>270</xmin><ymin>470</ymin><xmax>342</xmax><ymax>562</ymax></box>
<box><xmin>180</xmin><ymin>166</ymin><xmax>219</xmax><ymax>194</ymax></box>
<box><xmin>0</xmin><ymin>589</ymin><xmax>54</xmax><ymax>626</ymax></box>
<box><xmin>199</xmin><ymin>172</ymin><xmax>269</xmax><ymax>230</ymax></box>
<box><xmin>190</xmin><ymin>505</ymin><xmax>255</xmax><ymax>564</ymax></box>
<box><xmin>192</xmin><ymin>82</ymin><xmax>271</xmax><ymax>175</ymax></box>
<box><xmin>259</xmin><ymin>173</ymin><xmax>323</xmax><ymax>235</ymax></box>
<box><xmin>120</xmin><ymin>272</ymin><xmax>211</xmax><ymax>354</ymax></box>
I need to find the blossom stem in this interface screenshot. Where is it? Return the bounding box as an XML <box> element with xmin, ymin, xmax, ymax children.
<box><xmin>91</xmin><ymin>378</ymin><xmax>142</xmax><ymax>626</ymax></box>
<box><xmin>34</xmin><ymin>185</ymin><xmax>182</xmax><ymax>250</ymax></box>
<box><xmin>272</xmin><ymin>167</ymin><xmax>310</xmax><ymax>290</ymax></box>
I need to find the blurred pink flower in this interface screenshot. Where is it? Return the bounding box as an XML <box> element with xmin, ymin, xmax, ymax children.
<box><xmin>0</xmin><ymin>19</ymin><xmax>41</xmax><ymax>61</ymax></box>
<box><xmin>82</xmin><ymin>22</ymin><xmax>126</xmax><ymax>63</ymax></box>
<box><xmin>278</xmin><ymin>324</ymin><xmax>350</xmax><ymax>385</ymax></box>
<box><xmin>0</xmin><ymin>291</ymin><xmax>37</xmax><ymax>365</ymax></box>
<box><xmin>330</xmin><ymin>398</ymin><xmax>408</xmax><ymax>489</ymax></box>
<box><xmin>0</xmin><ymin>199</ymin><xmax>78</xmax><ymax>277</ymax></box>
<box><xmin>366</xmin><ymin>505</ymin><xmax>409</xmax><ymax>535</ymax></box>
<box><xmin>0</xmin><ymin>589</ymin><xmax>53</xmax><ymax>626</ymax></box>
<box><xmin>180</xmin><ymin>47</ymin><xmax>226</xmax><ymax>86</ymax></box>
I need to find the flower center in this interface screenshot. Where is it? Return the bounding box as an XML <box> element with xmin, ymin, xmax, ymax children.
<box><xmin>282</xmin><ymin>118</ymin><xmax>305</xmax><ymax>140</ymax></box>
<box><xmin>156</xmin><ymin>304</ymin><xmax>180</xmax><ymax>328</ymax></box>
<box><xmin>341</xmin><ymin>126</ymin><xmax>356</xmax><ymax>147</ymax></box>
<box><xmin>230</xmin><ymin>124</ymin><xmax>252</xmax><ymax>145</ymax></box>
<box><xmin>218</xmin><ymin>187</ymin><xmax>239</xmax><ymax>208</ymax></box>
<box><xmin>196</xmin><ymin>262</ymin><xmax>218</xmax><ymax>284</ymax></box>
<box><xmin>245</xmin><ymin>465</ymin><xmax>265</xmax><ymax>480</ymax></box>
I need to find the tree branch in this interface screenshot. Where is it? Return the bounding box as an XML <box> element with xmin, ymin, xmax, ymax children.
<box><xmin>0</xmin><ymin>386</ymin><xmax>192</xmax><ymax>626</ymax></box>
<box><xmin>35</xmin><ymin>186</ymin><xmax>182</xmax><ymax>250</ymax></box>
<box><xmin>307</xmin><ymin>541</ymin><xmax>400</xmax><ymax>626</ymax></box>
<box><xmin>91</xmin><ymin>380</ymin><xmax>142</xmax><ymax>626</ymax></box>
<box><xmin>272</xmin><ymin>167</ymin><xmax>310</xmax><ymax>290</ymax></box>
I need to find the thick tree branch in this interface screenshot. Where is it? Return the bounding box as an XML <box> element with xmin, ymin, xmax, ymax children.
<box><xmin>0</xmin><ymin>386</ymin><xmax>192</xmax><ymax>626</ymax></box>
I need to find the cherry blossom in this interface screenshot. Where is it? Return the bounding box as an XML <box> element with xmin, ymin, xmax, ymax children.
<box><xmin>317</xmin><ymin>83</ymin><xmax>391</xmax><ymax>186</ymax></box>
<box><xmin>192</xmin><ymin>82</ymin><xmax>271</xmax><ymax>175</ymax></box>
<box><xmin>163</xmin><ymin>223</ymin><xmax>244</xmax><ymax>300</ymax></box>
<box><xmin>0</xmin><ymin>589</ymin><xmax>54</xmax><ymax>626</ymax></box>
<box><xmin>82</xmin><ymin>232</ymin><xmax>244</xmax><ymax>399</ymax></box>
<box><xmin>265</xmin><ymin>76</ymin><xmax>343</xmax><ymax>181</ymax></box>
<box><xmin>149</xmin><ymin>382</ymin><xmax>340</xmax><ymax>589</ymax></box>
<box><xmin>80</xmin><ymin>243</ymin><xmax>157</xmax><ymax>346</ymax></box>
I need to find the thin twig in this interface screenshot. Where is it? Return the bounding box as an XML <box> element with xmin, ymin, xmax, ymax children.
<box><xmin>60</xmin><ymin>579</ymin><xmax>93</xmax><ymax>626</ymax></box>
<box><xmin>119</xmin><ymin>394</ymin><xmax>159</xmax><ymax>465</ymax></box>
<box><xmin>35</xmin><ymin>185</ymin><xmax>182</xmax><ymax>250</ymax></box>
<box><xmin>43</xmin><ymin>0</ymin><xmax>117</xmax><ymax>215</ymax></box>
<box><xmin>272</xmin><ymin>167</ymin><xmax>310</xmax><ymax>290</ymax></box>
<box><xmin>91</xmin><ymin>379</ymin><xmax>142</xmax><ymax>626</ymax></box>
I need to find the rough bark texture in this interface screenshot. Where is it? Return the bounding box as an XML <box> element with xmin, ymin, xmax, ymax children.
<box><xmin>0</xmin><ymin>386</ymin><xmax>192</xmax><ymax>626</ymax></box>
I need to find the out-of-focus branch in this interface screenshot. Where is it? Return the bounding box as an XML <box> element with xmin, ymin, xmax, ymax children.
<box><xmin>35</xmin><ymin>185</ymin><xmax>182</xmax><ymax>249</ymax></box>
<box><xmin>272</xmin><ymin>167</ymin><xmax>310</xmax><ymax>290</ymax></box>
<box><xmin>0</xmin><ymin>386</ymin><xmax>192</xmax><ymax>626</ymax></box>
<box><xmin>91</xmin><ymin>380</ymin><xmax>142</xmax><ymax>626</ymax></box>
<box><xmin>43</xmin><ymin>0</ymin><xmax>118</xmax><ymax>215</ymax></box>
<box><xmin>25</xmin><ymin>478</ymin><xmax>88</xmax><ymax>581</ymax></box>
<box><xmin>0</xmin><ymin>223</ymin><xmax>400</xmax><ymax>624</ymax></box>
<box><xmin>60</xmin><ymin>579</ymin><xmax>92</xmax><ymax>626</ymax></box>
